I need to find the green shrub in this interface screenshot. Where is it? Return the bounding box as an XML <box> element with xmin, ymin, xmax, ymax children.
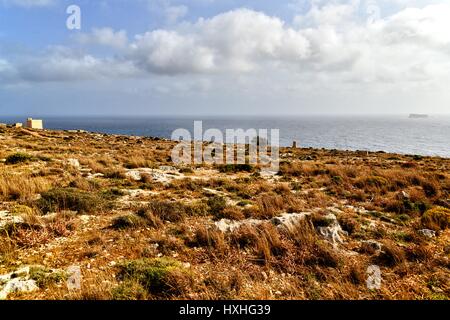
<box><xmin>138</xmin><ymin>199</ymin><xmax>207</xmax><ymax>223</ymax></box>
<box><xmin>355</xmin><ymin>176</ymin><xmax>389</xmax><ymax>189</ymax></box>
<box><xmin>311</xmin><ymin>213</ymin><xmax>335</xmax><ymax>227</ymax></box>
<box><xmin>237</xmin><ymin>200</ymin><xmax>252</xmax><ymax>207</ymax></box>
<box><xmin>112</xmin><ymin>280</ymin><xmax>148</xmax><ymax>300</ymax></box>
<box><xmin>146</xmin><ymin>200</ymin><xmax>186</xmax><ymax>222</ymax></box>
<box><xmin>184</xmin><ymin>201</ymin><xmax>209</xmax><ymax>216</ymax></box>
<box><xmin>29</xmin><ymin>266</ymin><xmax>67</xmax><ymax>289</ymax></box>
<box><xmin>207</xmin><ymin>196</ymin><xmax>227</xmax><ymax>216</ymax></box>
<box><xmin>104</xmin><ymin>169</ymin><xmax>127</xmax><ymax>179</ymax></box>
<box><xmin>331</xmin><ymin>176</ymin><xmax>343</xmax><ymax>184</ymax></box>
<box><xmin>215</xmin><ymin>206</ymin><xmax>245</xmax><ymax>220</ymax></box>
<box><xmin>135</xmin><ymin>208</ymin><xmax>163</xmax><ymax>228</ymax></box>
<box><xmin>5</xmin><ymin>153</ymin><xmax>36</xmax><ymax>165</ymax></box>
<box><xmin>37</xmin><ymin>188</ymin><xmax>107</xmax><ymax>214</ymax></box>
<box><xmin>116</xmin><ymin>258</ymin><xmax>191</xmax><ymax>297</ymax></box>
<box><xmin>421</xmin><ymin>207</ymin><xmax>450</xmax><ymax>231</ymax></box>
<box><xmin>101</xmin><ymin>188</ymin><xmax>126</xmax><ymax>200</ymax></box>
<box><xmin>10</xmin><ymin>205</ymin><xmax>34</xmax><ymax>216</ymax></box>
<box><xmin>217</xmin><ymin>164</ymin><xmax>255</xmax><ymax>173</ymax></box>
<box><xmin>111</xmin><ymin>214</ymin><xmax>145</xmax><ymax>230</ymax></box>
<box><xmin>179</xmin><ymin>167</ymin><xmax>194</xmax><ymax>174</ymax></box>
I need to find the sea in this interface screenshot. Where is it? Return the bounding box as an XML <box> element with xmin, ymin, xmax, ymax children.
<box><xmin>2</xmin><ymin>115</ymin><xmax>449</xmax><ymax>158</ymax></box>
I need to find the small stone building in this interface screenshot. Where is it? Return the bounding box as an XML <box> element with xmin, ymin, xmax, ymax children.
<box><xmin>26</xmin><ymin>118</ymin><xmax>43</xmax><ymax>130</ymax></box>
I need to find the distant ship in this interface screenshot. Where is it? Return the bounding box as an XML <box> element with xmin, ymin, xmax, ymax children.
<box><xmin>409</xmin><ymin>114</ymin><xmax>429</xmax><ymax>119</ymax></box>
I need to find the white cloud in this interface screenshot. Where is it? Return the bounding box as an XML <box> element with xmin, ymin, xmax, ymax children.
<box><xmin>130</xmin><ymin>9</ymin><xmax>311</xmax><ymax>74</ymax></box>
<box><xmin>130</xmin><ymin>30</ymin><xmax>216</xmax><ymax>74</ymax></box>
<box><xmin>4</xmin><ymin>47</ymin><xmax>139</xmax><ymax>83</ymax></box>
<box><xmin>293</xmin><ymin>1</ymin><xmax>358</xmax><ymax>27</ymax></box>
<box><xmin>146</xmin><ymin>0</ymin><xmax>189</xmax><ymax>24</ymax></box>
<box><xmin>165</xmin><ymin>4</ymin><xmax>188</xmax><ymax>24</ymax></box>
<box><xmin>3</xmin><ymin>3</ymin><xmax>450</xmax><ymax>94</ymax></box>
<box><xmin>126</xmin><ymin>3</ymin><xmax>450</xmax><ymax>85</ymax></box>
<box><xmin>77</xmin><ymin>28</ymin><xmax>128</xmax><ymax>49</ymax></box>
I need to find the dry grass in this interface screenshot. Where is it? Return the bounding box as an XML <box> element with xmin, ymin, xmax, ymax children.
<box><xmin>421</xmin><ymin>207</ymin><xmax>450</xmax><ymax>231</ymax></box>
<box><xmin>0</xmin><ymin>172</ymin><xmax>51</xmax><ymax>201</ymax></box>
<box><xmin>0</xmin><ymin>127</ymin><xmax>449</xmax><ymax>300</ymax></box>
<box><xmin>376</xmin><ymin>241</ymin><xmax>406</xmax><ymax>267</ymax></box>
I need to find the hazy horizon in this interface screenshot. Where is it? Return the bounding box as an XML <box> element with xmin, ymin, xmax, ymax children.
<box><xmin>2</xmin><ymin>113</ymin><xmax>450</xmax><ymax>118</ymax></box>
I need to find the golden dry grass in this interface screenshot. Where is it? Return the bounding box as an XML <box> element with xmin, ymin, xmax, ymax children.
<box><xmin>0</xmin><ymin>127</ymin><xmax>449</xmax><ymax>300</ymax></box>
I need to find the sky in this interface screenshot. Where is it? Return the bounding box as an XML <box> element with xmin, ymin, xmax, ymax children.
<box><xmin>0</xmin><ymin>0</ymin><xmax>450</xmax><ymax>116</ymax></box>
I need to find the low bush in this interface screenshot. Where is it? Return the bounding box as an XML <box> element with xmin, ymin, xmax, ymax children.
<box><xmin>37</xmin><ymin>188</ymin><xmax>108</xmax><ymax>214</ymax></box>
<box><xmin>103</xmin><ymin>169</ymin><xmax>127</xmax><ymax>180</ymax></box>
<box><xmin>376</xmin><ymin>241</ymin><xmax>406</xmax><ymax>267</ymax></box>
<box><xmin>145</xmin><ymin>200</ymin><xmax>186</xmax><ymax>223</ymax></box>
<box><xmin>135</xmin><ymin>208</ymin><xmax>163</xmax><ymax>228</ymax></box>
<box><xmin>137</xmin><ymin>199</ymin><xmax>209</xmax><ymax>224</ymax></box>
<box><xmin>217</xmin><ymin>164</ymin><xmax>255</xmax><ymax>173</ymax></box>
<box><xmin>255</xmin><ymin>224</ymin><xmax>286</xmax><ymax>265</ymax></box>
<box><xmin>217</xmin><ymin>207</ymin><xmax>245</xmax><ymax>220</ymax></box>
<box><xmin>0</xmin><ymin>173</ymin><xmax>50</xmax><ymax>201</ymax></box>
<box><xmin>29</xmin><ymin>266</ymin><xmax>68</xmax><ymax>289</ymax></box>
<box><xmin>189</xmin><ymin>226</ymin><xmax>227</xmax><ymax>254</ymax></box>
<box><xmin>112</xmin><ymin>280</ymin><xmax>148</xmax><ymax>300</ymax></box>
<box><xmin>5</xmin><ymin>153</ymin><xmax>36</xmax><ymax>165</ymax></box>
<box><xmin>111</xmin><ymin>214</ymin><xmax>146</xmax><ymax>230</ymax></box>
<box><xmin>184</xmin><ymin>201</ymin><xmax>209</xmax><ymax>217</ymax></box>
<box><xmin>421</xmin><ymin>207</ymin><xmax>450</xmax><ymax>231</ymax></box>
<box><xmin>207</xmin><ymin>196</ymin><xmax>227</xmax><ymax>217</ymax></box>
<box><xmin>230</xmin><ymin>224</ymin><xmax>259</xmax><ymax>248</ymax></box>
<box><xmin>354</xmin><ymin>176</ymin><xmax>389</xmax><ymax>190</ymax></box>
<box><xmin>116</xmin><ymin>258</ymin><xmax>192</xmax><ymax>297</ymax></box>
<box><xmin>305</xmin><ymin>242</ymin><xmax>342</xmax><ymax>268</ymax></box>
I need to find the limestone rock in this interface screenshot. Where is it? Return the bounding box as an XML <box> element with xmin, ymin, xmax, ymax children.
<box><xmin>272</xmin><ymin>212</ymin><xmax>310</xmax><ymax>233</ymax></box>
<box><xmin>125</xmin><ymin>168</ymin><xmax>181</xmax><ymax>184</ymax></box>
<box><xmin>215</xmin><ymin>212</ymin><xmax>310</xmax><ymax>233</ymax></box>
<box><xmin>0</xmin><ymin>279</ymin><xmax>38</xmax><ymax>300</ymax></box>
<box><xmin>0</xmin><ymin>211</ymin><xmax>24</xmax><ymax>229</ymax></box>
<box><xmin>159</xmin><ymin>166</ymin><xmax>177</xmax><ymax>172</ymax></box>
<box><xmin>67</xmin><ymin>158</ymin><xmax>80</xmax><ymax>168</ymax></box>
<box><xmin>317</xmin><ymin>213</ymin><xmax>348</xmax><ymax>245</ymax></box>
<box><xmin>418</xmin><ymin>229</ymin><xmax>436</xmax><ymax>238</ymax></box>
<box><xmin>215</xmin><ymin>218</ymin><xmax>263</xmax><ymax>233</ymax></box>
<box><xmin>0</xmin><ymin>266</ymin><xmax>38</xmax><ymax>300</ymax></box>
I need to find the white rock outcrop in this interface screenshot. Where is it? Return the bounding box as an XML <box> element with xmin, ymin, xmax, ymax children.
<box><xmin>317</xmin><ymin>213</ymin><xmax>348</xmax><ymax>245</ymax></box>
<box><xmin>125</xmin><ymin>168</ymin><xmax>182</xmax><ymax>184</ymax></box>
<box><xmin>0</xmin><ymin>267</ymin><xmax>38</xmax><ymax>300</ymax></box>
<box><xmin>215</xmin><ymin>218</ymin><xmax>263</xmax><ymax>233</ymax></box>
<box><xmin>67</xmin><ymin>158</ymin><xmax>80</xmax><ymax>168</ymax></box>
<box><xmin>215</xmin><ymin>212</ymin><xmax>310</xmax><ymax>233</ymax></box>
<box><xmin>272</xmin><ymin>212</ymin><xmax>311</xmax><ymax>233</ymax></box>
<box><xmin>0</xmin><ymin>211</ymin><xmax>24</xmax><ymax>229</ymax></box>
<box><xmin>0</xmin><ymin>279</ymin><xmax>38</xmax><ymax>300</ymax></box>
<box><xmin>418</xmin><ymin>229</ymin><xmax>436</xmax><ymax>238</ymax></box>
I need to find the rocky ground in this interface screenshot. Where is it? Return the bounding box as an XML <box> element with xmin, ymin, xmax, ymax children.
<box><xmin>0</xmin><ymin>126</ymin><xmax>449</xmax><ymax>300</ymax></box>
